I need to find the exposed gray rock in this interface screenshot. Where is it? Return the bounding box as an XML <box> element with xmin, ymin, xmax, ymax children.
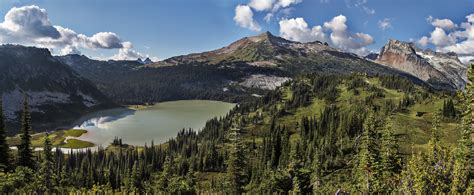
<box><xmin>376</xmin><ymin>39</ymin><xmax>467</xmax><ymax>90</ymax></box>
<box><xmin>239</xmin><ymin>74</ymin><xmax>291</xmax><ymax>90</ymax></box>
<box><xmin>0</xmin><ymin>45</ymin><xmax>111</xmax><ymax>134</ymax></box>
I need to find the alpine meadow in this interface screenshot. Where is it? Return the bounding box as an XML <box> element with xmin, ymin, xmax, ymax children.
<box><xmin>0</xmin><ymin>0</ymin><xmax>472</xmax><ymax>194</ymax></box>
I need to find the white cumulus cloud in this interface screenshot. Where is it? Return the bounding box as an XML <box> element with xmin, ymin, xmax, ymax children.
<box><xmin>418</xmin><ymin>36</ymin><xmax>429</xmax><ymax>46</ymax></box>
<box><xmin>427</xmin><ymin>16</ymin><xmax>457</xmax><ymax>30</ymax></box>
<box><xmin>234</xmin><ymin>0</ymin><xmax>303</xmax><ymax>29</ymax></box>
<box><xmin>0</xmin><ymin>5</ymin><xmax>157</xmax><ymax>61</ymax></box>
<box><xmin>419</xmin><ymin>14</ymin><xmax>474</xmax><ymax>64</ymax></box>
<box><xmin>279</xmin><ymin>17</ymin><xmax>326</xmax><ymax>42</ymax></box>
<box><xmin>234</xmin><ymin>5</ymin><xmax>261</xmax><ymax>32</ymax></box>
<box><xmin>274</xmin><ymin>0</ymin><xmax>302</xmax><ymax>10</ymax></box>
<box><xmin>429</xmin><ymin>27</ymin><xmax>456</xmax><ymax>47</ymax></box>
<box><xmin>60</xmin><ymin>45</ymin><xmax>81</xmax><ymax>55</ymax></box>
<box><xmin>249</xmin><ymin>0</ymin><xmax>275</xmax><ymax>11</ymax></box>
<box><xmin>278</xmin><ymin>15</ymin><xmax>373</xmax><ymax>56</ymax></box>
<box><xmin>324</xmin><ymin>15</ymin><xmax>373</xmax><ymax>55</ymax></box>
<box><xmin>110</xmin><ymin>42</ymin><xmax>146</xmax><ymax>61</ymax></box>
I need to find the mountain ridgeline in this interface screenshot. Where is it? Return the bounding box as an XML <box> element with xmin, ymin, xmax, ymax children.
<box><xmin>0</xmin><ymin>45</ymin><xmax>112</xmax><ymax>134</ymax></box>
<box><xmin>0</xmin><ymin>31</ymin><xmax>471</xmax><ymax>193</ymax></box>
<box><xmin>1</xmin><ymin>32</ymin><xmax>468</xmax><ymax>133</ymax></box>
<box><xmin>57</xmin><ymin>32</ymin><xmax>436</xmax><ymax>105</ymax></box>
<box><xmin>376</xmin><ymin>39</ymin><xmax>467</xmax><ymax>90</ymax></box>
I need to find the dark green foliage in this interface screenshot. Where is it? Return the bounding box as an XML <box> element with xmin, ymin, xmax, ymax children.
<box><xmin>0</xmin><ymin>73</ymin><xmax>470</xmax><ymax>193</ymax></box>
<box><xmin>0</xmin><ymin>99</ymin><xmax>10</xmax><ymax>172</ymax></box>
<box><xmin>451</xmin><ymin>62</ymin><xmax>473</xmax><ymax>193</ymax></box>
<box><xmin>38</xmin><ymin>133</ymin><xmax>55</xmax><ymax>192</ymax></box>
<box><xmin>352</xmin><ymin>111</ymin><xmax>382</xmax><ymax>193</ymax></box>
<box><xmin>287</xmin><ymin>82</ymin><xmax>312</xmax><ymax>109</ymax></box>
<box><xmin>379</xmin><ymin>75</ymin><xmax>415</xmax><ymax>92</ymax></box>
<box><xmin>379</xmin><ymin>119</ymin><xmax>402</xmax><ymax>192</ymax></box>
<box><xmin>225</xmin><ymin>119</ymin><xmax>247</xmax><ymax>194</ymax></box>
<box><xmin>398</xmin><ymin>94</ymin><xmax>414</xmax><ymax>110</ymax></box>
<box><xmin>310</xmin><ymin>74</ymin><xmax>340</xmax><ymax>102</ymax></box>
<box><xmin>17</xmin><ymin>96</ymin><xmax>34</xmax><ymax>169</ymax></box>
<box><xmin>442</xmin><ymin>98</ymin><xmax>456</xmax><ymax>118</ymax></box>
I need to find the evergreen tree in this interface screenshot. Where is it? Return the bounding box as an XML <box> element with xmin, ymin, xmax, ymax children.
<box><xmin>401</xmin><ymin>149</ymin><xmax>430</xmax><ymax>194</ymax></box>
<box><xmin>0</xmin><ymin>99</ymin><xmax>10</xmax><ymax>172</ymax></box>
<box><xmin>225</xmin><ymin>118</ymin><xmax>247</xmax><ymax>194</ymax></box>
<box><xmin>157</xmin><ymin>156</ymin><xmax>171</xmax><ymax>192</ymax></box>
<box><xmin>17</xmin><ymin>96</ymin><xmax>34</xmax><ymax>169</ymax></box>
<box><xmin>352</xmin><ymin>110</ymin><xmax>382</xmax><ymax>193</ymax></box>
<box><xmin>288</xmin><ymin>141</ymin><xmax>311</xmax><ymax>193</ymax></box>
<box><xmin>379</xmin><ymin>118</ymin><xmax>401</xmax><ymax>192</ymax></box>
<box><xmin>451</xmin><ymin>62</ymin><xmax>473</xmax><ymax>193</ymax></box>
<box><xmin>427</xmin><ymin>111</ymin><xmax>451</xmax><ymax>193</ymax></box>
<box><xmin>39</xmin><ymin>133</ymin><xmax>55</xmax><ymax>192</ymax></box>
<box><xmin>129</xmin><ymin>160</ymin><xmax>141</xmax><ymax>192</ymax></box>
<box><xmin>310</xmin><ymin>151</ymin><xmax>322</xmax><ymax>192</ymax></box>
<box><xmin>442</xmin><ymin>99</ymin><xmax>456</xmax><ymax>118</ymax></box>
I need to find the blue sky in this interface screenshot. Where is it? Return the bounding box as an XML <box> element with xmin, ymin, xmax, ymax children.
<box><xmin>0</xmin><ymin>0</ymin><xmax>472</xmax><ymax>61</ymax></box>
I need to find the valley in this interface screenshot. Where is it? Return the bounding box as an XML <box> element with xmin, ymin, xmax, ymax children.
<box><xmin>0</xmin><ymin>8</ymin><xmax>471</xmax><ymax>193</ymax></box>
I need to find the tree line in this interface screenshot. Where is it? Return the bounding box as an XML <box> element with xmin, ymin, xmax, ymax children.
<box><xmin>0</xmin><ymin>66</ymin><xmax>472</xmax><ymax>193</ymax></box>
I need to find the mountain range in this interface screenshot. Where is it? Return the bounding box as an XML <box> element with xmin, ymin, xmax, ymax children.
<box><xmin>376</xmin><ymin>39</ymin><xmax>467</xmax><ymax>90</ymax></box>
<box><xmin>0</xmin><ymin>32</ymin><xmax>468</xmax><ymax>133</ymax></box>
<box><xmin>0</xmin><ymin>45</ymin><xmax>112</xmax><ymax>134</ymax></box>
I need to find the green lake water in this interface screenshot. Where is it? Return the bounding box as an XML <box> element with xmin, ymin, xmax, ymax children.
<box><xmin>74</xmin><ymin>100</ymin><xmax>235</xmax><ymax>147</ymax></box>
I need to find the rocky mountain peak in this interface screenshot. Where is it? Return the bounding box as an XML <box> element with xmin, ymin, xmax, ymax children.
<box><xmin>376</xmin><ymin>39</ymin><xmax>467</xmax><ymax>90</ymax></box>
<box><xmin>143</xmin><ymin>57</ymin><xmax>153</xmax><ymax>64</ymax></box>
<box><xmin>246</xmin><ymin>31</ymin><xmax>293</xmax><ymax>46</ymax></box>
<box><xmin>380</xmin><ymin>39</ymin><xmax>417</xmax><ymax>56</ymax></box>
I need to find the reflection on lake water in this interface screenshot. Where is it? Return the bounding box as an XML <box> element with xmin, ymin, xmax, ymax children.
<box><xmin>73</xmin><ymin>100</ymin><xmax>235</xmax><ymax>148</ymax></box>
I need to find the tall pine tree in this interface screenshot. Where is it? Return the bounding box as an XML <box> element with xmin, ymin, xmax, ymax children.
<box><xmin>353</xmin><ymin>110</ymin><xmax>382</xmax><ymax>193</ymax></box>
<box><xmin>18</xmin><ymin>95</ymin><xmax>34</xmax><ymax>169</ymax></box>
<box><xmin>401</xmin><ymin>148</ymin><xmax>430</xmax><ymax>194</ymax></box>
<box><xmin>427</xmin><ymin>110</ymin><xmax>451</xmax><ymax>193</ymax></box>
<box><xmin>0</xmin><ymin>98</ymin><xmax>10</xmax><ymax>172</ymax></box>
<box><xmin>379</xmin><ymin>118</ymin><xmax>401</xmax><ymax>192</ymax></box>
<box><xmin>225</xmin><ymin>117</ymin><xmax>247</xmax><ymax>194</ymax></box>
<box><xmin>451</xmin><ymin>62</ymin><xmax>473</xmax><ymax>193</ymax></box>
<box><xmin>39</xmin><ymin>133</ymin><xmax>55</xmax><ymax>192</ymax></box>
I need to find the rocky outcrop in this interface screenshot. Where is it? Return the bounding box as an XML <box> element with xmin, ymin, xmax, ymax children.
<box><xmin>239</xmin><ymin>74</ymin><xmax>291</xmax><ymax>90</ymax></box>
<box><xmin>0</xmin><ymin>45</ymin><xmax>112</xmax><ymax>134</ymax></box>
<box><xmin>376</xmin><ymin>40</ymin><xmax>467</xmax><ymax>90</ymax></box>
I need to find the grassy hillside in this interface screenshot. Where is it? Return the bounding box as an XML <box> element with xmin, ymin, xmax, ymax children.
<box><xmin>147</xmin><ymin>73</ymin><xmax>464</xmax><ymax>193</ymax></box>
<box><xmin>237</xmin><ymin>74</ymin><xmax>458</xmax><ymax>151</ymax></box>
<box><xmin>2</xmin><ymin>73</ymin><xmax>468</xmax><ymax>194</ymax></box>
<box><xmin>7</xmin><ymin>129</ymin><xmax>94</xmax><ymax>149</ymax></box>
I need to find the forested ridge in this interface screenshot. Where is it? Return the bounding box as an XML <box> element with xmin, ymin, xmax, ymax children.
<box><xmin>0</xmin><ymin>64</ymin><xmax>472</xmax><ymax>193</ymax></box>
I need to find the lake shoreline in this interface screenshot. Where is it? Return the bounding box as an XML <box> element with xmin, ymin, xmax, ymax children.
<box><xmin>7</xmin><ymin>129</ymin><xmax>95</xmax><ymax>149</ymax></box>
<box><xmin>71</xmin><ymin>100</ymin><xmax>235</xmax><ymax>148</ymax></box>
<box><xmin>8</xmin><ymin>100</ymin><xmax>235</xmax><ymax>149</ymax></box>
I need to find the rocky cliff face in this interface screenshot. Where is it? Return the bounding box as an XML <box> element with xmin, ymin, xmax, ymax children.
<box><xmin>0</xmin><ymin>45</ymin><xmax>112</xmax><ymax>134</ymax></box>
<box><xmin>151</xmin><ymin>32</ymin><xmax>423</xmax><ymax>80</ymax></box>
<box><xmin>376</xmin><ymin>39</ymin><xmax>467</xmax><ymax>90</ymax></box>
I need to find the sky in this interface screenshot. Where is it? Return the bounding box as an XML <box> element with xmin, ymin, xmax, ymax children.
<box><xmin>0</xmin><ymin>0</ymin><xmax>472</xmax><ymax>63</ymax></box>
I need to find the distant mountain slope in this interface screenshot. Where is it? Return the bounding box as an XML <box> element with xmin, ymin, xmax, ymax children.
<box><xmin>56</xmin><ymin>54</ymin><xmax>144</xmax><ymax>81</ymax></box>
<box><xmin>58</xmin><ymin>32</ymin><xmax>428</xmax><ymax>105</ymax></box>
<box><xmin>376</xmin><ymin>39</ymin><xmax>467</xmax><ymax>90</ymax></box>
<box><xmin>152</xmin><ymin>32</ymin><xmax>419</xmax><ymax>77</ymax></box>
<box><xmin>0</xmin><ymin>45</ymin><xmax>112</xmax><ymax>134</ymax></box>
